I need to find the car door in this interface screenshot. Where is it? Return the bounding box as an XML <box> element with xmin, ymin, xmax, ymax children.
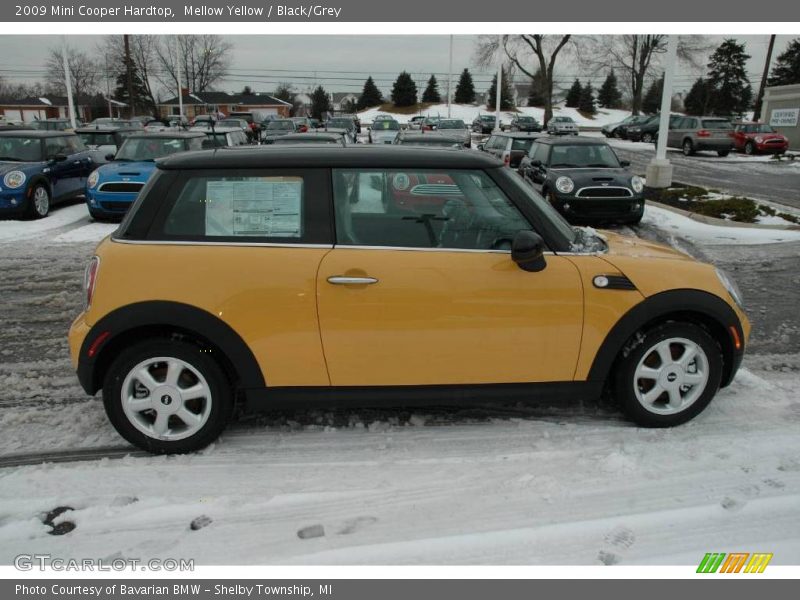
<box><xmin>43</xmin><ymin>136</ymin><xmax>79</xmax><ymax>199</ymax></box>
<box><xmin>316</xmin><ymin>167</ymin><xmax>584</xmax><ymax>387</ymax></box>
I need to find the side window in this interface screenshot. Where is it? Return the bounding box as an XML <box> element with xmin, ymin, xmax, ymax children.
<box><xmin>484</xmin><ymin>136</ymin><xmax>496</xmax><ymax>149</ymax></box>
<box><xmin>530</xmin><ymin>142</ymin><xmax>549</xmax><ymax>164</ymax></box>
<box><xmin>332</xmin><ymin>169</ymin><xmax>531</xmax><ymax>251</ymax></box>
<box><xmin>64</xmin><ymin>135</ymin><xmax>85</xmax><ymax>153</ymax></box>
<box><xmin>44</xmin><ymin>136</ymin><xmax>69</xmax><ymax>159</ymax></box>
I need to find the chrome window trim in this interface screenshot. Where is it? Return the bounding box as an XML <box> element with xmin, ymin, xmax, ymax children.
<box><xmin>333</xmin><ymin>244</ymin><xmax>512</xmax><ymax>254</ymax></box>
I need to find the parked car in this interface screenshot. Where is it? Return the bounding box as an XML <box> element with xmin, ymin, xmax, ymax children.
<box><xmin>191</xmin><ymin>115</ymin><xmax>216</xmax><ymax>128</ymax></box>
<box><xmin>76</xmin><ymin>126</ymin><xmax>141</xmax><ymax>164</ymax></box>
<box><xmin>509</xmin><ymin>116</ymin><xmax>542</xmax><ymax>133</ymax></box>
<box><xmin>519</xmin><ymin>136</ymin><xmax>644</xmax><ymax>224</ymax></box>
<box><xmin>478</xmin><ymin>132</ymin><xmax>541</xmax><ymax>168</ymax></box>
<box><xmin>369</xmin><ymin>119</ymin><xmax>401</xmax><ymax>144</ymax></box>
<box><xmin>200</xmin><ymin>127</ymin><xmax>250</xmax><ymax>148</ymax></box>
<box><xmin>394</xmin><ymin>132</ymin><xmax>465</xmax><ymax>148</ymax></box>
<box><xmin>663</xmin><ymin>116</ymin><xmax>734</xmax><ymax>157</ymax></box>
<box><xmin>0</xmin><ymin>130</ymin><xmax>94</xmax><ymax>218</ymax></box>
<box><xmin>216</xmin><ymin>118</ymin><xmax>251</xmax><ymax>133</ymax></box>
<box><xmin>68</xmin><ymin>145</ymin><xmax>750</xmax><ymax>453</ymax></box>
<box><xmin>407</xmin><ymin>116</ymin><xmax>427</xmax><ymax>130</ymax></box>
<box><xmin>29</xmin><ymin>118</ymin><xmax>77</xmax><ymax>132</ymax></box>
<box><xmin>546</xmin><ymin>116</ymin><xmax>579</xmax><ymax>136</ymax></box>
<box><xmin>261</xmin><ymin>119</ymin><xmax>298</xmax><ymax>143</ymax></box>
<box><xmin>472</xmin><ymin>114</ymin><xmax>496</xmax><ymax>134</ymax></box>
<box><xmin>601</xmin><ymin>115</ymin><xmax>649</xmax><ymax>139</ymax></box>
<box><xmin>421</xmin><ymin>116</ymin><xmax>442</xmax><ymax>132</ymax></box>
<box><xmin>732</xmin><ymin>122</ymin><xmax>789</xmax><ymax>155</ymax></box>
<box><xmin>435</xmin><ymin>119</ymin><xmax>471</xmax><ymax>148</ymax></box>
<box><xmin>323</xmin><ymin>117</ymin><xmax>359</xmax><ymax>144</ymax></box>
<box><xmin>272</xmin><ymin>133</ymin><xmax>347</xmax><ymax>146</ymax></box>
<box><xmin>85</xmin><ymin>131</ymin><xmax>205</xmax><ymax>220</ymax></box>
<box><xmin>290</xmin><ymin>117</ymin><xmax>313</xmax><ymax>133</ymax></box>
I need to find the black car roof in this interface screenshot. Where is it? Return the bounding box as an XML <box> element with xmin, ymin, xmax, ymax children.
<box><xmin>125</xmin><ymin>131</ymin><xmax>206</xmax><ymax>139</ymax></box>
<box><xmin>0</xmin><ymin>130</ymin><xmax>76</xmax><ymax>138</ymax></box>
<box><xmin>537</xmin><ymin>136</ymin><xmax>610</xmax><ymax>146</ymax></box>
<box><xmin>157</xmin><ymin>145</ymin><xmax>503</xmax><ymax>170</ymax></box>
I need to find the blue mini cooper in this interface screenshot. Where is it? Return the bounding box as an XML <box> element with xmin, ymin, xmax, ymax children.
<box><xmin>86</xmin><ymin>131</ymin><xmax>205</xmax><ymax>220</ymax></box>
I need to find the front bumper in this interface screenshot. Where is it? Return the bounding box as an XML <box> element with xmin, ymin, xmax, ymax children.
<box><xmin>0</xmin><ymin>188</ymin><xmax>28</xmax><ymax>213</ymax></box>
<box><xmin>755</xmin><ymin>141</ymin><xmax>789</xmax><ymax>153</ymax></box>
<box><xmin>86</xmin><ymin>189</ymin><xmax>138</xmax><ymax>215</ymax></box>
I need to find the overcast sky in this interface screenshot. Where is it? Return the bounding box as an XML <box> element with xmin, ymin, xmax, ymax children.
<box><xmin>0</xmin><ymin>34</ymin><xmax>795</xmax><ymax>98</ymax></box>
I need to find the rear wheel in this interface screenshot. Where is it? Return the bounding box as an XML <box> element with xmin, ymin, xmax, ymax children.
<box><xmin>641</xmin><ymin>133</ymin><xmax>653</xmax><ymax>144</ymax></box>
<box><xmin>682</xmin><ymin>139</ymin><xmax>695</xmax><ymax>156</ymax></box>
<box><xmin>103</xmin><ymin>339</ymin><xmax>233</xmax><ymax>454</ymax></box>
<box><xmin>613</xmin><ymin>322</ymin><xmax>722</xmax><ymax>427</ymax></box>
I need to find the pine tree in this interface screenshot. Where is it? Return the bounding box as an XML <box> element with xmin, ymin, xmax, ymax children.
<box><xmin>113</xmin><ymin>57</ymin><xmax>149</xmax><ymax>114</ymax></box>
<box><xmin>565</xmin><ymin>79</ymin><xmax>583</xmax><ymax>108</ymax></box>
<box><xmin>597</xmin><ymin>70</ymin><xmax>622</xmax><ymax>109</ymax></box>
<box><xmin>241</xmin><ymin>85</ymin><xmax>254</xmax><ymax>95</ymax></box>
<box><xmin>421</xmin><ymin>75</ymin><xmax>441</xmax><ymax>103</ymax></box>
<box><xmin>579</xmin><ymin>82</ymin><xmax>596</xmax><ymax>114</ymax></box>
<box><xmin>454</xmin><ymin>68</ymin><xmax>476</xmax><ymax>104</ymax></box>
<box><xmin>642</xmin><ymin>77</ymin><xmax>663</xmax><ymax>115</ymax></box>
<box><xmin>357</xmin><ymin>76</ymin><xmax>383</xmax><ymax>110</ymax></box>
<box><xmin>768</xmin><ymin>38</ymin><xmax>800</xmax><ymax>86</ymax></box>
<box><xmin>391</xmin><ymin>71</ymin><xmax>418</xmax><ymax>107</ymax></box>
<box><xmin>683</xmin><ymin>78</ymin><xmax>712</xmax><ymax>116</ymax></box>
<box><xmin>486</xmin><ymin>69</ymin><xmax>514</xmax><ymax>110</ymax></box>
<box><xmin>526</xmin><ymin>68</ymin><xmax>547</xmax><ymax>107</ymax></box>
<box><xmin>310</xmin><ymin>85</ymin><xmax>332</xmax><ymax>121</ymax></box>
<box><xmin>707</xmin><ymin>39</ymin><xmax>753</xmax><ymax>116</ymax></box>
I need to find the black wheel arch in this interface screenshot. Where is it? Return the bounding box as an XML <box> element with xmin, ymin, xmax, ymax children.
<box><xmin>26</xmin><ymin>175</ymin><xmax>52</xmax><ymax>199</ymax></box>
<box><xmin>587</xmin><ymin>289</ymin><xmax>745</xmax><ymax>390</ymax></box>
<box><xmin>77</xmin><ymin>301</ymin><xmax>264</xmax><ymax>396</ymax></box>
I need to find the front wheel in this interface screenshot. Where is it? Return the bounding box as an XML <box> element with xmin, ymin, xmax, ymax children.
<box><xmin>103</xmin><ymin>339</ymin><xmax>233</xmax><ymax>454</ymax></box>
<box><xmin>613</xmin><ymin>322</ymin><xmax>723</xmax><ymax>427</ymax></box>
<box><xmin>641</xmin><ymin>133</ymin><xmax>653</xmax><ymax>144</ymax></box>
<box><xmin>26</xmin><ymin>184</ymin><xmax>51</xmax><ymax>219</ymax></box>
<box><xmin>744</xmin><ymin>141</ymin><xmax>755</xmax><ymax>155</ymax></box>
<box><xmin>682</xmin><ymin>139</ymin><xmax>695</xmax><ymax>156</ymax></box>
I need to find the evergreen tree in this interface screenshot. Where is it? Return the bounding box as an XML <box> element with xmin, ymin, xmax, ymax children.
<box><xmin>113</xmin><ymin>57</ymin><xmax>149</xmax><ymax>113</ymax></box>
<box><xmin>486</xmin><ymin>69</ymin><xmax>514</xmax><ymax>110</ymax></box>
<box><xmin>241</xmin><ymin>85</ymin><xmax>254</xmax><ymax>95</ymax></box>
<box><xmin>454</xmin><ymin>68</ymin><xmax>476</xmax><ymax>104</ymax></box>
<box><xmin>578</xmin><ymin>82</ymin><xmax>596</xmax><ymax>114</ymax></box>
<box><xmin>768</xmin><ymin>38</ymin><xmax>800</xmax><ymax>87</ymax></box>
<box><xmin>357</xmin><ymin>76</ymin><xmax>383</xmax><ymax>110</ymax></box>
<box><xmin>707</xmin><ymin>39</ymin><xmax>753</xmax><ymax>116</ymax></box>
<box><xmin>597</xmin><ymin>70</ymin><xmax>622</xmax><ymax>109</ymax></box>
<box><xmin>642</xmin><ymin>77</ymin><xmax>663</xmax><ymax>115</ymax></box>
<box><xmin>526</xmin><ymin>68</ymin><xmax>547</xmax><ymax>107</ymax></box>
<box><xmin>391</xmin><ymin>71</ymin><xmax>418</xmax><ymax>107</ymax></box>
<box><xmin>683</xmin><ymin>78</ymin><xmax>712</xmax><ymax>116</ymax></box>
<box><xmin>421</xmin><ymin>75</ymin><xmax>441</xmax><ymax>103</ymax></box>
<box><xmin>310</xmin><ymin>85</ymin><xmax>332</xmax><ymax>121</ymax></box>
<box><xmin>565</xmin><ymin>79</ymin><xmax>583</xmax><ymax>108</ymax></box>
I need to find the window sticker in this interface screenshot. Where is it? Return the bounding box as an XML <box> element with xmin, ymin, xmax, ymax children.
<box><xmin>204</xmin><ymin>178</ymin><xmax>302</xmax><ymax>237</ymax></box>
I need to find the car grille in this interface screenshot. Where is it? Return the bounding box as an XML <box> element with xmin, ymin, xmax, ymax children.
<box><xmin>98</xmin><ymin>182</ymin><xmax>144</xmax><ymax>193</ymax></box>
<box><xmin>410</xmin><ymin>184</ymin><xmax>462</xmax><ymax>196</ymax></box>
<box><xmin>99</xmin><ymin>201</ymin><xmax>133</xmax><ymax>212</ymax></box>
<box><xmin>763</xmin><ymin>138</ymin><xmax>785</xmax><ymax>145</ymax></box>
<box><xmin>576</xmin><ymin>187</ymin><xmax>633</xmax><ymax>198</ymax></box>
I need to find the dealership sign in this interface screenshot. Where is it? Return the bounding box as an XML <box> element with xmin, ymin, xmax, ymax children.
<box><xmin>770</xmin><ymin>108</ymin><xmax>799</xmax><ymax>127</ymax></box>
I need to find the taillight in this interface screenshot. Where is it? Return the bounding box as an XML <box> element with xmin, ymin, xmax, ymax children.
<box><xmin>84</xmin><ymin>256</ymin><xmax>100</xmax><ymax>310</ymax></box>
<box><xmin>502</xmin><ymin>151</ymin><xmax>511</xmax><ymax>166</ymax></box>
<box><xmin>697</xmin><ymin>129</ymin><xmax>711</xmax><ymax>137</ymax></box>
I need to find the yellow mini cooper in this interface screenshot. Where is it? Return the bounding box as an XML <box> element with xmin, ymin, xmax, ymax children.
<box><xmin>69</xmin><ymin>146</ymin><xmax>750</xmax><ymax>454</ymax></box>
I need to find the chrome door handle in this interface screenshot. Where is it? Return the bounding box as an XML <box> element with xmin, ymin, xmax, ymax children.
<box><xmin>327</xmin><ymin>276</ymin><xmax>378</xmax><ymax>285</ymax></box>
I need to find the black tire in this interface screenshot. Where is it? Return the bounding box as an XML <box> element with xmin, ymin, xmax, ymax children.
<box><xmin>717</xmin><ymin>150</ymin><xmax>730</xmax><ymax>157</ymax></box>
<box><xmin>25</xmin><ymin>183</ymin><xmax>50</xmax><ymax>219</ymax></box>
<box><xmin>744</xmin><ymin>141</ymin><xmax>755</xmax><ymax>155</ymax></box>
<box><xmin>102</xmin><ymin>339</ymin><xmax>234</xmax><ymax>454</ymax></box>
<box><xmin>89</xmin><ymin>208</ymin><xmax>108</xmax><ymax>222</ymax></box>
<box><xmin>641</xmin><ymin>133</ymin><xmax>653</xmax><ymax>144</ymax></box>
<box><xmin>682</xmin><ymin>139</ymin><xmax>695</xmax><ymax>156</ymax></box>
<box><xmin>613</xmin><ymin>322</ymin><xmax>723</xmax><ymax>428</ymax></box>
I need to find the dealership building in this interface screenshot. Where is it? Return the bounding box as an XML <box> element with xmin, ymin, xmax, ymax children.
<box><xmin>761</xmin><ymin>84</ymin><xmax>800</xmax><ymax>150</ymax></box>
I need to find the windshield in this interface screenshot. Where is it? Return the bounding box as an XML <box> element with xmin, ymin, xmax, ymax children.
<box><xmin>373</xmin><ymin>121</ymin><xmax>400</xmax><ymax>131</ymax></box>
<box><xmin>78</xmin><ymin>132</ymin><xmax>116</xmax><ymax>146</ymax></box>
<box><xmin>553</xmin><ymin>117</ymin><xmax>574</xmax><ymax>123</ymax></box>
<box><xmin>549</xmin><ymin>144</ymin><xmax>620</xmax><ymax>168</ymax></box>
<box><xmin>328</xmin><ymin>119</ymin><xmax>354</xmax><ymax>129</ymax></box>
<box><xmin>114</xmin><ymin>137</ymin><xmax>187</xmax><ymax>161</ymax></box>
<box><xmin>0</xmin><ymin>136</ymin><xmax>43</xmax><ymax>161</ymax></box>
<box><xmin>517</xmin><ymin>117</ymin><xmax>536</xmax><ymax>123</ymax></box>
<box><xmin>437</xmin><ymin>120</ymin><xmax>466</xmax><ymax>129</ymax></box>
<box><xmin>480</xmin><ymin>116</ymin><xmax>495</xmax><ymax>122</ymax></box>
<box><xmin>267</xmin><ymin>121</ymin><xmax>294</xmax><ymax>131</ymax></box>
<box><xmin>217</xmin><ymin>120</ymin><xmax>243</xmax><ymax>128</ymax></box>
<box><xmin>749</xmin><ymin>123</ymin><xmax>776</xmax><ymax>133</ymax></box>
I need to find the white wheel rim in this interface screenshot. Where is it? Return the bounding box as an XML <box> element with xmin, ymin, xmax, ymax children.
<box><xmin>633</xmin><ymin>337</ymin><xmax>709</xmax><ymax>416</ymax></box>
<box><xmin>121</xmin><ymin>356</ymin><xmax>212</xmax><ymax>441</ymax></box>
<box><xmin>34</xmin><ymin>187</ymin><xmax>49</xmax><ymax>215</ymax></box>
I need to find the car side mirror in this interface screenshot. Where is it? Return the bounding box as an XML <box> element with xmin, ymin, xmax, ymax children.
<box><xmin>511</xmin><ymin>230</ymin><xmax>547</xmax><ymax>272</ymax></box>
<box><xmin>105</xmin><ymin>153</ymin><xmax>116</xmax><ymax>161</ymax></box>
<box><xmin>619</xmin><ymin>160</ymin><xmax>630</xmax><ymax>167</ymax></box>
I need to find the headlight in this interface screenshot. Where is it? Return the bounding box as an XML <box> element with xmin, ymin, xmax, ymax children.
<box><xmin>87</xmin><ymin>170</ymin><xmax>100</xmax><ymax>189</ymax></box>
<box><xmin>555</xmin><ymin>176</ymin><xmax>574</xmax><ymax>194</ymax></box>
<box><xmin>716</xmin><ymin>268</ymin><xmax>744</xmax><ymax>308</ymax></box>
<box><xmin>3</xmin><ymin>170</ymin><xmax>26</xmax><ymax>189</ymax></box>
<box><xmin>755</xmin><ymin>136</ymin><xmax>764</xmax><ymax>144</ymax></box>
<box><xmin>631</xmin><ymin>175</ymin><xmax>644</xmax><ymax>194</ymax></box>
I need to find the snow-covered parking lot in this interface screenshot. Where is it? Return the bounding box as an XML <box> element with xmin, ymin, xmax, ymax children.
<box><xmin>0</xmin><ymin>200</ymin><xmax>799</xmax><ymax>565</ymax></box>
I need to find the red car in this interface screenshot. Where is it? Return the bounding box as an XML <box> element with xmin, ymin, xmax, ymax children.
<box><xmin>733</xmin><ymin>122</ymin><xmax>789</xmax><ymax>155</ymax></box>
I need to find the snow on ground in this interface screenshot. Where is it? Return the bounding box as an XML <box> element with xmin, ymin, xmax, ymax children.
<box><xmin>358</xmin><ymin>103</ymin><xmax>631</xmax><ymax>128</ymax></box>
<box><xmin>642</xmin><ymin>204</ymin><xmax>800</xmax><ymax>246</ymax></box>
<box><xmin>0</xmin><ymin>203</ymin><xmax>88</xmax><ymax>242</ymax></box>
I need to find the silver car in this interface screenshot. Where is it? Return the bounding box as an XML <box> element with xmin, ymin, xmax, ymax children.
<box><xmin>433</xmin><ymin>119</ymin><xmax>471</xmax><ymax>148</ymax></box>
<box><xmin>547</xmin><ymin>116</ymin><xmax>579</xmax><ymax>136</ymax></box>
<box><xmin>666</xmin><ymin>116</ymin><xmax>734</xmax><ymax>157</ymax></box>
<box><xmin>369</xmin><ymin>119</ymin><xmax>401</xmax><ymax>144</ymax></box>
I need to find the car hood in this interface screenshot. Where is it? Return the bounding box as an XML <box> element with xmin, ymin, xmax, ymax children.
<box><xmin>551</xmin><ymin>167</ymin><xmax>635</xmax><ymax>188</ymax></box>
<box><xmin>600</xmin><ymin>230</ymin><xmax>690</xmax><ymax>261</ymax></box>
<box><xmin>97</xmin><ymin>160</ymin><xmax>156</xmax><ymax>182</ymax></box>
<box><xmin>746</xmin><ymin>132</ymin><xmax>786</xmax><ymax>141</ymax></box>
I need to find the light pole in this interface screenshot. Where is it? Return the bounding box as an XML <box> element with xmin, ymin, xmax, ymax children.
<box><xmin>645</xmin><ymin>34</ymin><xmax>678</xmax><ymax>189</ymax></box>
<box><xmin>176</xmin><ymin>36</ymin><xmax>183</xmax><ymax>119</ymax></box>
<box><xmin>61</xmin><ymin>36</ymin><xmax>76</xmax><ymax>128</ymax></box>
<box><xmin>447</xmin><ymin>35</ymin><xmax>453</xmax><ymax>118</ymax></box>
<box><xmin>494</xmin><ymin>35</ymin><xmax>502</xmax><ymax>132</ymax></box>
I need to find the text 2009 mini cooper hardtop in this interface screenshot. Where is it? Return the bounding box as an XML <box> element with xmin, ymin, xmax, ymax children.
<box><xmin>69</xmin><ymin>146</ymin><xmax>749</xmax><ymax>454</ymax></box>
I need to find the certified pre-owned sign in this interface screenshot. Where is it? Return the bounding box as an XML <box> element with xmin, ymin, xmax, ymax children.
<box><xmin>770</xmin><ymin>108</ymin><xmax>800</xmax><ymax>127</ymax></box>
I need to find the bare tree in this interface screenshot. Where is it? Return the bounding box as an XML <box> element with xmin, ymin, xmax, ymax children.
<box><xmin>154</xmin><ymin>35</ymin><xmax>232</xmax><ymax>94</ymax></box>
<box><xmin>476</xmin><ymin>35</ymin><xmax>573</xmax><ymax>125</ymax></box>
<box><xmin>98</xmin><ymin>35</ymin><xmax>160</xmax><ymax>114</ymax></box>
<box><xmin>44</xmin><ymin>45</ymin><xmax>99</xmax><ymax>101</ymax></box>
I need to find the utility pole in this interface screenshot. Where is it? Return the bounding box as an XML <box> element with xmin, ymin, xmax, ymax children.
<box><xmin>124</xmin><ymin>34</ymin><xmax>134</xmax><ymax>118</ymax></box>
<box><xmin>494</xmin><ymin>34</ymin><xmax>502</xmax><ymax>132</ymax></box>
<box><xmin>104</xmin><ymin>54</ymin><xmax>112</xmax><ymax>117</ymax></box>
<box><xmin>61</xmin><ymin>36</ymin><xmax>76</xmax><ymax>128</ymax></box>
<box><xmin>645</xmin><ymin>35</ymin><xmax>678</xmax><ymax>189</ymax></box>
<box><xmin>176</xmin><ymin>36</ymin><xmax>184</xmax><ymax>119</ymax></box>
<box><xmin>752</xmin><ymin>34</ymin><xmax>776</xmax><ymax>122</ymax></box>
<box><xmin>447</xmin><ymin>35</ymin><xmax>453</xmax><ymax>118</ymax></box>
